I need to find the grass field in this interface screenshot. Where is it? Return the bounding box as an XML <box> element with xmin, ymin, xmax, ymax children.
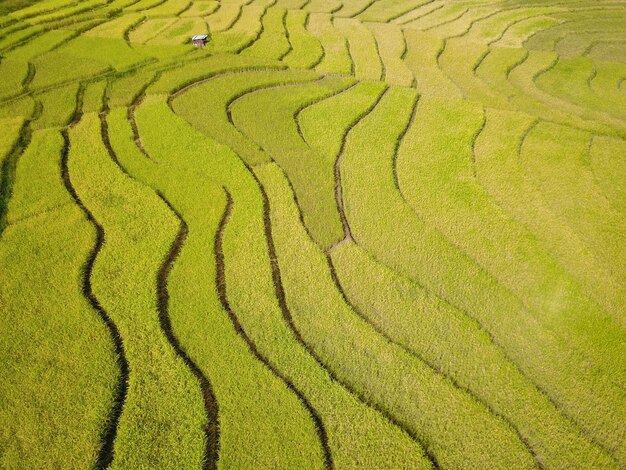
<box><xmin>0</xmin><ymin>0</ymin><xmax>625</xmax><ymax>468</ymax></box>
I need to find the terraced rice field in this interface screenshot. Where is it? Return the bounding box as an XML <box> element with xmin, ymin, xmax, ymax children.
<box><xmin>0</xmin><ymin>0</ymin><xmax>625</xmax><ymax>467</ymax></box>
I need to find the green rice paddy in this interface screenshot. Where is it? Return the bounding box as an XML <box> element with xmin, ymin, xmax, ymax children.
<box><xmin>0</xmin><ymin>0</ymin><xmax>624</xmax><ymax>468</ymax></box>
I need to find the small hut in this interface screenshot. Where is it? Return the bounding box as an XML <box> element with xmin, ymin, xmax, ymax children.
<box><xmin>192</xmin><ymin>34</ymin><xmax>208</xmax><ymax>47</ymax></box>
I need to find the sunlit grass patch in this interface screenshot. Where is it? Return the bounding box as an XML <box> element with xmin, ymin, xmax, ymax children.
<box><xmin>1</xmin><ymin>0</ymin><xmax>625</xmax><ymax>467</ymax></box>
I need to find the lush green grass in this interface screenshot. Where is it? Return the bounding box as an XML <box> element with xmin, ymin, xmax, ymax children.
<box><xmin>304</xmin><ymin>0</ymin><xmax>342</xmax><ymax>14</ymax></box>
<box><xmin>438</xmin><ymin>37</ymin><xmax>509</xmax><ymax>108</ymax></box>
<box><xmin>180</xmin><ymin>0</ymin><xmax>218</xmax><ymax>16</ymax></box>
<box><xmin>136</xmin><ymin>97</ymin><xmax>434</xmax><ymax>468</ymax></box>
<box><xmin>4</xmin><ymin>0</ymin><xmax>73</xmax><ymax>19</ymax></box>
<box><xmin>277</xmin><ymin>0</ymin><xmax>306</xmax><ymax>9</ymax></box>
<box><xmin>474</xmin><ymin>107</ymin><xmax>626</xmax><ymax>332</ymax></box>
<box><xmin>329</xmin><ymin>238</ymin><xmax>615</xmax><ymax>469</ymax></box>
<box><xmin>392</xmin><ymin>1</ymin><xmax>449</xmax><ymax>27</ymax></box>
<box><xmin>107</xmin><ymin>70</ymin><xmax>157</xmax><ymax>108</ymax></box>
<box><xmin>508</xmin><ymin>49</ymin><xmax>625</xmax><ymax>137</ymax></box>
<box><xmin>25</xmin><ymin>0</ymin><xmax>108</xmax><ymax>25</ymax></box>
<box><xmin>241</xmin><ymin>6</ymin><xmax>290</xmax><ymax>59</ymax></box>
<box><xmin>171</xmin><ymin>68</ymin><xmax>318</xmax><ymax>166</ymax></box>
<box><xmin>6</xmin><ymin>128</ymin><xmax>68</xmax><ymax>222</ymax></box>
<box><xmin>399</xmin><ymin>2</ymin><xmax>470</xmax><ymax>30</ymax></box>
<box><xmin>107</xmin><ymin>104</ymin><xmax>306</xmax><ymax>468</ymax></box>
<box><xmin>424</xmin><ymin>5</ymin><xmax>498</xmax><ymax>39</ymax></box>
<box><xmin>205</xmin><ymin>2</ymin><xmax>242</xmax><ymax>32</ymax></box>
<box><xmin>338</xmin><ymin>84</ymin><xmax>625</xmax><ymax>466</ymax></box>
<box><xmin>0</xmin><ymin>94</ymin><xmax>36</xmax><ymax>119</ymax></box>
<box><xmin>0</xmin><ymin>128</ymin><xmax>118</xmax><ymax>468</ymax></box>
<box><xmin>588</xmin><ymin>41</ymin><xmax>626</xmax><ymax>63</ymax></box>
<box><xmin>68</xmin><ymin>113</ymin><xmax>208</xmax><ymax>468</ymax></box>
<box><xmin>307</xmin><ymin>12</ymin><xmax>352</xmax><ymax>75</ymax></box>
<box><xmin>124</xmin><ymin>0</ymin><xmax>169</xmax><ymax>12</ymax></box>
<box><xmin>1</xmin><ymin>0</ymin><xmax>625</xmax><ymax>467</ymax></box>
<box><xmin>403</xmin><ymin>30</ymin><xmax>463</xmax><ymax>98</ymax></box>
<box><xmin>0</xmin><ymin>115</ymin><xmax>26</xmax><ymax>231</ymax></box>
<box><xmin>0</xmin><ymin>59</ymin><xmax>28</xmax><ymax>98</ymax></box>
<box><xmin>132</xmin><ymin>97</ymin><xmax>329</xmax><ymax>468</ymax></box>
<box><xmin>356</xmin><ymin>0</ymin><xmax>431</xmax><ymax>23</ymax></box>
<box><xmin>282</xmin><ymin>10</ymin><xmax>323</xmax><ymax>69</ymax></box>
<box><xmin>535</xmin><ymin>56</ymin><xmax>626</xmax><ymax>121</ymax></box>
<box><xmin>333</xmin><ymin>0</ymin><xmax>373</xmax><ymax>18</ymax></box>
<box><xmin>5</xmin><ymin>29</ymin><xmax>75</xmax><ymax>60</ymax></box>
<box><xmin>32</xmin><ymin>82</ymin><xmax>78</xmax><ymax>129</ymax></box>
<box><xmin>496</xmin><ymin>15</ymin><xmax>561</xmax><ymax>48</ymax></box>
<box><xmin>520</xmin><ymin>122</ymin><xmax>626</xmax><ymax>302</ymax></box>
<box><xmin>0</xmin><ymin>0</ymin><xmax>40</xmax><ymax>15</ymax></box>
<box><xmin>334</xmin><ymin>17</ymin><xmax>382</xmax><ymax>80</ymax></box>
<box><xmin>82</xmin><ymin>80</ymin><xmax>107</xmax><ymax>113</ymax></box>
<box><xmin>0</xmin><ymin>116</ymin><xmax>23</xmax><ymax>165</ymax></box>
<box><xmin>149</xmin><ymin>17</ymin><xmax>208</xmax><ymax>45</ymax></box>
<box><xmin>589</xmin><ymin>62</ymin><xmax>626</xmax><ymax>118</ymax></box>
<box><xmin>297</xmin><ymin>80</ymin><xmax>386</xmax><ymax>165</ymax></box>
<box><xmin>148</xmin><ymin>53</ymin><xmax>283</xmax><ymax>94</ymax></box>
<box><xmin>367</xmin><ymin>23</ymin><xmax>414</xmax><ymax>86</ymax></box>
<box><xmin>30</xmin><ymin>49</ymin><xmax>110</xmax><ymax>89</ymax></box>
<box><xmin>397</xmin><ymin>96</ymin><xmax>626</xmax><ymax>385</ymax></box>
<box><xmin>466</xmin><ymin>7</ymin><xmax>560</xmax><ymax>44</ymax></box>
<box><xmin>589</xmin><ymin>135</ymin><xmax>626</xmax><ymax>213</ymax></box>
<box><xmin>0</xmin><ymin>208</ymin><xmax>117</xmax><ymax>468</ymax></box>
<box><xmin>208</xmin><ymin>0</ymin><xmax>275</xmax><ymax>53</ymax></box>
<box><xmin>129</xmin><ymin>18</ymin><xmax>180</xmax><ymax>43</ymax></box>
<box><xmin>141</xmin><ymin>0</ymin><xmax>192</xmax><ymax>17</ymax></box>
<box><xmin>85</xmin><ymin>12</ymin><xmax>145</xmax><ymax>39</ymax></box>
<box><xmin>474</xmin><ymin>45</ymin><xmax>528</xmax><ymax>100</ymax></box>
<box><xmin>256</xmin><ymin>158</ymin><xmax>535</xmax><ymax>470</ymax></box>
<box><xmin>0</xmin><ymin>24</ymin><xmax>44</xmax><ymax>50</ymax></box>
<box><xmin>229</xmin><ymin>75</ymin><xmax>353</xmax><ymax>249</ymax></box>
